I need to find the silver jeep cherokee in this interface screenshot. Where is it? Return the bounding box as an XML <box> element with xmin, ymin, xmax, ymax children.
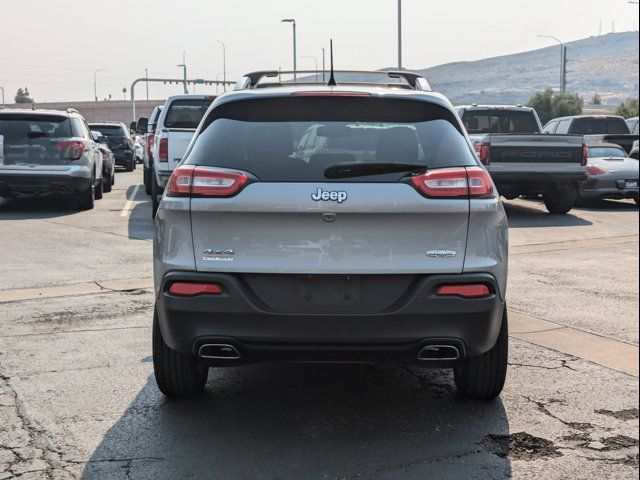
<box><xmin>153</xmin><ymin>71</ymin><xmax>509</xmax><ymax>400</ymax></box>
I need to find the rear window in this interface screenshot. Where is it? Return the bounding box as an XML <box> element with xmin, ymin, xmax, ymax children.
<box><xmin>607</xmin><ymin>118</ymin><xmax>631</xmax><ymax>134</ymax></box>
<box><xmin>588</xmin><ymin>147</ymin><xmax>627</xmax><ymax>158</ymax></box>
<box><xmin>164</xmin><ymin>99</ymin><xmax>212</xmax><ymax>129</ymax></box>
<box><xmin>461</xmin><ymin>110</ymin><xmax>539</xmax><ymax>134</ymax></box>
<box><xmin>185</xmin><ymin>96</ymin><xmax>477</xmax><ymax>182</ymax></box>
<box><xmin>0</xmin><ymin>114</ymin><xmax>73</xmax><ymax>165</ymax></box>
<box><xmin>89</xmin><ymin>124</ymin><xmax>128</xmax><ymax>137</ymax></box>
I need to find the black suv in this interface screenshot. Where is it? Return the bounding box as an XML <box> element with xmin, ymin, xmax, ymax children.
<box><xmin>88</xmin><ymin>122</ymin><xmax>136</xmax><ymax>171</ymax></box>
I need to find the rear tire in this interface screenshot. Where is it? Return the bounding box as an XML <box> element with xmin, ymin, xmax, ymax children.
<box><xmin>153</xmin><ymin>309</ymin><xmax>208</xmax><ymax>398</ymax></box>
<box><xmin>454</xmin><ymin>307</ymin><xmax>508</xmax><ymax>400</ymax></box>
<box><xmin>544</xmin><ymin>185</ymin><xmax>576</xmax><ymax>215</ymax></box>
<box><xmin>94</xmin><ymin>178</ymin><xmax>103</xmax><ymax>200</ymax></box>
<box><xmin>103</xmin><ymin>172</ymin><xmax>112</xmax><ymax>193</ymax></box>
<box><xmin>144</xmin><ymin>168</ymin><xmax>152</xmax><ymax>195</ymax></box>
<box><xmin>151</xmin><ymin>172</ymin><xmax>161</xmax><ymax>219</ymax></box>
<box><xmin>76</xmin><ymin>179</ymin><xmax>95</xmax><ymax>210</ymax></box>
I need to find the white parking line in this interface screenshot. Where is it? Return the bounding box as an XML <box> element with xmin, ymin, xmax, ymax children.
<box><xmin>120</xmin><ymin>184</ymin><xmax>142</xmax><ymax>217</ymax></box>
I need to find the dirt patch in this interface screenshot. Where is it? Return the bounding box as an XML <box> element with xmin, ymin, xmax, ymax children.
<box><xmin>481</xmin><ymin>432</ymin><xmax>563</xmax><ymax>461</ymax></box>
<box><xmin>595</xmin><ymin>408</ymin><xmax>640</xmax><ymax>421</ymax></box>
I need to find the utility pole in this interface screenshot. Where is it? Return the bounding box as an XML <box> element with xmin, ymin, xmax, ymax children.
<box><xmin>177</xmin><ymin>52</ymin><xmax>188</xmax><ymax>94</ymax></box>
<box><xmin>281</xmin><ymin>19</ymin><xmax>297</xmax><ymax>80</ymax></box>
<box><xmin>217</xmin><ymin>41</ymin><xmax>227</xmax><ymax>92</ymax></box>
<box><xmin>145</xmin><ymin>68</ymin><xmax>149</xmax><ymax>100</ymax></box>
<box><xmin>537</xmin><ymin>35</ymin><xmax>564</xmax><ymax>93</ymax></box>
<box><xmin>397</xmin><ymin>0</ymin><xmax>403</xmax><ymax>69</ymax></box>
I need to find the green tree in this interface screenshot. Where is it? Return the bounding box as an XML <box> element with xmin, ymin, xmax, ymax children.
<box><xmin>527</xmin><ymin>88</ymin><xmax>583</xmax><ymax>125</ymax></box>
<box><xmin>591</xmin><ymin>93</ymin><xmax>602</xmax><ymax>105</ymax></box>
<box><xmin>14</xmin><ymin>87</ymin><xmax>33</xmax><ymax>104</ymax></box>
<box><xmin>615</xmin><ymin>99</ymin><xmax>639</xmax><ymax>118</ymax></box>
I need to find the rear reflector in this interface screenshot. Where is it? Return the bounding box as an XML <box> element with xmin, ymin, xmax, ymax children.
<box><xmin>436</xmin><ymin>284</ymin><xmax>491</xmax><ymax>299</ymax></box>
<box><xmin>169</xmin><ymin>282</ymin><xmax>223</xmax><ymax>296</ymax></box>
<box><xmin>411</xmin><ymin>166</ymin><xmax>494</xmax><ymax>199</ymax></box>
<box><xmin>167</xmin><ymin>166</ymin><xmax>248</xmax><ymax>197</ymax></box>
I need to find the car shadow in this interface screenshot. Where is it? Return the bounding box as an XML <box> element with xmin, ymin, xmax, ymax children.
<box><xmin>504</xmin><ymin>200</ymin><xmax>593</xmax><ymax>229</ymax></box>
<box><xmin>0</xmin><ymin>195</ymin><xmax>78</xmax><ymax>220</ymax></box>
<box><xmin>573</xmin><ymin>198</ymin><xmax>639</xmax><ymax>212</ymax></box>
<box><xmin>126</xmin><ymin>187</ymin><xmax>154</xmax><ymax>241</ymax></box>
<box><xmin>80</xmin><ymin>364</ymin><xmax>511</xmax><ymax>479</ymax></box>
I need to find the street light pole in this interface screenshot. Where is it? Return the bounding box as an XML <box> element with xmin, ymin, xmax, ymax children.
<box><xmin>281</xmin><ymin>19</ymin><xmax>297</xmax><ymax>80</ymax></box>
<box><xmin>145</xmin><ymin>68</ymin><xmax>149</xmax><ymax>100</ymax></box>
<box><xmin>177</xmin><ymin>51</ymin><xmax>188</xmax><ymax>94</ymax></box>
<box><xmin>93</xmin><ymin>69</ymin><xmax>105</xmax><ymax>102</ymax></box>
<box><xmin>398</xmin><ymin>0</ymin><xmax>403</xmax><ymax>70</ymax></box>
<box><xmin>538</xmin><ymin>35</ymin><xmax>565</xmax><ymax>93</ymax></box>
<box><xmin>217</xmin><ymin>40</ymin><xmax>227</xmax><ymax>92</ymax></box>
<box><xmin>321</xmin><ymin>48</ymin><xmax>326</xmax><ymax>82</ymax></box>
<box><xmin>0</xmin><ymin>87</ymin><xmax>5</xmax><ymax>107</ymax></box>
<box><xmin>302</xmin><ymin>55</ymin><xmax>319</xmax><ymax>82</ymax></box>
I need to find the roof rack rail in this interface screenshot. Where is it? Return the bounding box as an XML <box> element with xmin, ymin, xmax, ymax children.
<box><xmin>234</xmin><ymin>70</ymin><xmax>431</xmax><ymax>92</ymax></box>
<box><xmin>66</xmin><ymin>108</ymin><xmax>79</xmax><ymax>114</ymax></box>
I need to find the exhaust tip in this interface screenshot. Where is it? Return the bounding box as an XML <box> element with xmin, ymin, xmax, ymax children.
<box><xmin>198</xmin><ymin>344</ymin><xmax>241</xmax><ymax>360</ymax></box>
<box><xmin>417</xmin><ymin>345</ymin><xmax>460</xmax><ymax>361</ymax></box>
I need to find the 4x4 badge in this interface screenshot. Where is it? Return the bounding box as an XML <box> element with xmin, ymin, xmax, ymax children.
<box><xmin>311</xmin><ymin>188</ymin><xmax>348</xmax><ymax>203</ymax></box>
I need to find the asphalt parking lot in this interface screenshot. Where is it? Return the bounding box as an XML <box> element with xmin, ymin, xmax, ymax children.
<box><xmin>0</xmin><ymin>170</ymin><xmax>638</xmax><ymax>480</ymax></box>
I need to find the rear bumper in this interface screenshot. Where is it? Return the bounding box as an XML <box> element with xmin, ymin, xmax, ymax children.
<box><xmin>491</xmin><ymin>171</ymin><xmax>587</xmax><ymax>190</ymax></box>
<box><xmin>0</xmin><ymin>172</ymin><xmax>91</xmax><ymax>197</ymax></box>
<box><xmin>156</xmin><ymin>271</ymin><xmax>505</xmax><ymax>365</ymax></box>
<box><xmin>113</xmin><ymin>150</ymin><xmax>134</xmax><ymax>165</ymax></box>
<box><xmin>579</xmin><ymin>174</ymin><xmax>639</xmax><ymax>199</ymax></box>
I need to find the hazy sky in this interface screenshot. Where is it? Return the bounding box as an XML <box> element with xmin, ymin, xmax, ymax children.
<box><xmin>0</xmin><ymin>0</ymin><xmax>638</xmax><ymax>102</ymax></box>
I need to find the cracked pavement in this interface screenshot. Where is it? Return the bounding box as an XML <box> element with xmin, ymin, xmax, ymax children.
<box><xmin>0</xmin><ymin>171</ymin><xmax>638</xmax><ymax>479</ymax></box>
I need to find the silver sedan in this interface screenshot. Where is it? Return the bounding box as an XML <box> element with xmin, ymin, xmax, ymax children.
<box><xmin>578</xmin><ymin>143</ymin><xmax>639</xmax><ymax>205</ymax></box>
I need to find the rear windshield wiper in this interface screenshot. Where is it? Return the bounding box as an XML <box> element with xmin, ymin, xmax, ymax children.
<box><xmin>324</xmin><ymin>162</ymin><xmax>427</xmax><ymax>179</ymax></box>
<box><xmin>27</xmin><ymin>131</ymin><xmax>51</xmax><ymax>139</ymax></box>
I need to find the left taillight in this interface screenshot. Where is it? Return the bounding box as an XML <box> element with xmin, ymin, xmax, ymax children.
<box><xmin>474</xmin><ymin>142</ymin><xmax>491</xmax><ymax>165</ymax></box>
<box><xmin>55</xmin><ymin>140</ymin><xmax>86</xmax><ymax>160</ymax></box>
<box><xmin>581</xmin><ymin>144</ymin><xmax>589</xmax><ymax>166</ymax></box>
<box><xmin>167</xmin><ymin>166</ymin><xmax>248</xmax><ymax>198</ymax></box>
<box><xmin>410</xmin><ymin>166</ymin><xmax>494</xmax><ymax>199</ymax></box>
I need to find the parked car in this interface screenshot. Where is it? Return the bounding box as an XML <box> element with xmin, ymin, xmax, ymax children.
<box><xmin>544</xmin><ymin>115</ymin><xmax>639</xmax><ymax>154</ymax></box>
<box><xmin>457</xmin><ymin>105</ymin><xmax>586</xmax><ymax>214</ymax></box>
<box><xmin>626</xmin><ymin>117</ymin><xmax>639</xmax><ymax>136</ymax></box>
<box><xmin>578</xmin><ymin>143</ymin><xmax>639</xmax><ymax>205</ymax></box>
<box><xmin>88</xmin><ymin>122</ymin><xmax>136</xmax><ymax>172</ymax></box>
<box><xmin>152</xmin><ymin>71</ymin><xmax>509</xmax><ymax>400</ymax></box>
<box><xmin>149</xmin><ymin>95</ymin><xmax>215</xmax><ymax>217</ymax></box>
<box><xmin>630</xmin><ymin>140</ymin><xmax>639</xmax><ymax>160</ymax></box>
<box><xmin>140</xmin><ymin>105</ymin><xmax>163</xmax><ymax>195</ymax></box>
<box><xmin>0</xmin><ymin>108</ymin><xmax>104</xmax><ymax>209</ymax></box>
<box><xmin>91</xmin><ymin>131</ymin><xmax>115</xmax><ymax>193</ymax></box>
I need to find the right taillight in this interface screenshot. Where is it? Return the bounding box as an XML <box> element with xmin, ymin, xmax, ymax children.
<box><xmin>474</xmin><ymin>142</ymin><xmax>491</xmax><ymax>165</ymax></box>
<box><xmin>159</xmin><ymin>137</ymin><xmax>168</xmax><ymax>162</ymax></box>
<box><xmin>581</xmin><ymin>144</ymin><xmax>589</xmax><ymax>166</ymax></box>
<box><xmin>411</xmin><ymin>167</ymin><xmax>494</xmax><ymax>199</ymax></box>
<box><xmin>167</xmin><ymin>166</ymin><xmax>248</xmax><ymax>198</ymax></box>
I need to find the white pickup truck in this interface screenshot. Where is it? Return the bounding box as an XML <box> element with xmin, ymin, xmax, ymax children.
<box><xmin>150</xmin><ymin>95</ymin><xmax>215</xmax><ymax>217</ymax></box>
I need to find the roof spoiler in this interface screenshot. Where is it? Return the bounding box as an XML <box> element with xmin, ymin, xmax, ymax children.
<box><xmin>234</xmin><ymin>70</ymin><xmax>431</xmax><ymax>92</ymax></box>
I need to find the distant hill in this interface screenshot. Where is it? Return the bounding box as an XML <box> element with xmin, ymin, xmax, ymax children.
<box><xmin>418</xmin><ymin>32</ymin><xmax>639</xmax><ymax>105</ymax></box>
